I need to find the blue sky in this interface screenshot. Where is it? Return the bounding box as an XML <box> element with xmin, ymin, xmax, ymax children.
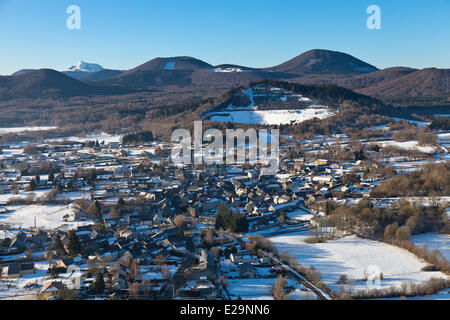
<box><xmin>0</xmin><ymin>0</ymin><xmax>449</xmax><ymax>75</ymax></box>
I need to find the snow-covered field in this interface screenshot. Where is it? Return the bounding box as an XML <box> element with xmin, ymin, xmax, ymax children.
<box><xmin>0</xmin><ymin>261</ymin><xmax>85</xmax><ymax>300</ymax></box>
<box><xmin>209</xmin><ymin>107</ymin><xmax>334</xmax><ymax>125</ymax></box>
<box><xmin>45</xmin><ymin>132</ymin><xmax>122</xmax><ymax>144</ymax></box>
<box><xmin>226</xmin><ymin>277</ymin><xmax>316</xmax><ymax>300</ymax></box>
<box><xmin>269</xmin><ymin>233</ymin><xmax>448</xmax><ymax>294</ymax></box>
<box><xmin>410</xmin><ymin>233</ymin><xmax>450</xmax><ymax>261</ymax></box>
<box><xmin>437</xmin><ymin>132</ymin><xmax>450</xmax><ymax>142</ymax></box>
<box><xmin>0</xmin><ymin>204</ymin><xmax>91</xmax><ymax>230</ymax></box>
<box><xmin>226</xmin><ymin>278</ymin><xmax>275</xmax><ymax>300</ymax></box>
<box><xmin>0</xmin><ymin>190</ymin><xmax>51</xmax><ymax>204</ymax></box>
<box><xmin>376</xmin><ymin>140</ymin><xmax>437</xmax><ymax>154</ymax></box>
<box><xmin>287</xmin><ymin>208</ymin><xmax>315</xmax><ymax>221</ymax></box>
<box><xmin>0</xmin><ymin>127</ymin><xmax>57</xmax><ymax>134</ymax></box>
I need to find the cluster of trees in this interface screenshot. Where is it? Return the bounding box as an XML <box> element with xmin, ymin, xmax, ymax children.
<box><xmin>15</xmin><ymin>160</ymin><xmax>59</xmax><ymax>176</ymax></box>
<box><xmin>429</xmin><ymin>117</ymin><xmax>450</xmax><ymax>130</ymax></box>
<box><xmin>278</xmin><ymin>251</ymin><xmax>330</xmax><ymax>294</ymax></box>
<box><xmin>288</xmin><ymin>102</ymin><xmax>389</xmax><ymax>140</ymax></box>
<box><xmin>318</xmin><ymin>199</ymin><xmax>448</xmax><ymax>240</ymax></box>
<box><xmin>88</xmin><ymin>200</ymin><xmax>103</xmax><ymax>223</ymax></box>
<box><xmin>91</xmin><ymin>272</ymin><xmax>105</xmax><ymax>294</ymax></box>
<box><xmin>272</xmin><ymin>276</ymin><xmax>289</xmax><ymax>300</ymax></box>
<box><xmin>23</xmin><ymin>145</ymin><xmax>41</xmax><ymax>155</ymax></box>
<box><xmin>392</xmin><ymin>126</ymin><xmax>437</xmax><ymax>146</ymax></box>
<box><xmin>121</xmin><ymin>130</ymin><xmax>154</xmax><ymax>145</ymax></box>
<box><xmin>51</xmin><ymin>230</ymin><xmax>81</xmax><ymax>258</ymax></box>
<box><xmin>147</xmin><ymin>98</ymin><xmax>213</xmax><ymax>119</ymax></box>
<box><xmin>85</xmin><ymin>140</ymin><xmax>102</xmax><ymax>148</ymax></box>
<box><xmin>75</xmin><ymin>168</ymin><xmax>97</xmax><ymax>186</ymax></box>
<box><xmin>371</xmin><ymin>162</ymin><xmax>450</xmax><ymax>197</ymax></box>
<box><xmin>246</xmin><ymin>235</ymin><xmax>277</xmax><ymax>256</ymax></box>
<box><xmin>252</xmin><ymin>80</ymin><xmax>384</xmax><ymax>109</ymax></box>
<box><xmin>379</xmin><ymin>145</ymin><xmax>430</xmax><ymax>159</ymax></box>
<box><xmin>214</xmin><ymin>205</ymin><xmax>248</xmax><ymax>233</ymax></box>
<box><xmin>27</xmin><ymin>174</ymin><xmax>41</xmax><ymax>191</ymax></box>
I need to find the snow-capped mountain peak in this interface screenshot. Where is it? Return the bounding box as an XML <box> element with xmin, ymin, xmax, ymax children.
<box><xmin>64</xmin><ymin>61</ymin><xmax>104</xmax><ymax>73</ymax></box>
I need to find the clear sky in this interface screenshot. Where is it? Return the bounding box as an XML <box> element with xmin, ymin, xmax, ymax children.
<box><xmin>0</xmin><ymin>0</ymin><xmax>449</xmax><ymax>75</ymax></box>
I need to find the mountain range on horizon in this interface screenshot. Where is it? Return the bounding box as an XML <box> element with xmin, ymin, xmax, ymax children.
<box><xmin>2</xmin><ymin>49</ymin><xmax>449</xmax><ymax>101</ymax></box>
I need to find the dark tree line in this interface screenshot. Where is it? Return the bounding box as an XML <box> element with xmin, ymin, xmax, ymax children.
<box><xmin>430</xmin><ymin>117</ymin><xmax>450</xmax><ymax>130</ymax></box>
<box><xmin>215</xmin><ymin>205</ymin><xmax>249</xmax><ymax>233</ymax></box>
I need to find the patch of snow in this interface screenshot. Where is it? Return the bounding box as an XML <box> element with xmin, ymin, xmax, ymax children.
<box><xmin>0</xmin><ymin>127</ymin><xmax>57</xmax><ymax>134</ymax></box>
<box><xmin>45</xmin><ymin>132</ymin><xmax>122</xmax><ymax>144</ymax></box>
<box><xmin>376</xmin><ymin>140</ymin><xmax>437</xmax><ymax>154</ymax></box>
<box><xmin>64</xmin><ymin>61</ymin><xmax>103</xmax><ymax>73</ymax></box>
<box><xmin>210</xmin><ymin>67</ymin><xmax>248</xmax><ymax>73</ymax></box>
<box><xmin>209</xmin><ymin>106</ymin><xmax>334</xmax><ymax>125</ymax></box>
<box><xmin>0</xmin><ymin>204</ymin><xmax>92</xmax><ymax>230</ymax></box>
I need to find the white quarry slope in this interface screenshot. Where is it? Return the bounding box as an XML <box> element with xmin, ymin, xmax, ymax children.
<box><xmin>206</xmin><ymin>87</ymin><xmax>335</xmax><ymax>125</ymax></box>
<box><xmin>64</xmin><ymin>61</ymin><xmax>104</xmax><ymax>73</ymax></box>
<box><xmin>209</xmin><ymin>107</ymin><xmax>334</xmax><ymax>125</ymax></box>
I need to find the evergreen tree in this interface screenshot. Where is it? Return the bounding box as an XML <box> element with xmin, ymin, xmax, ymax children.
<box><xmin>91</xmin><ymin>271</ymin><xmax>105</xmax><ymax>294</ymax></box>
<box><xmin>117</xmin><ymin>197</ymin><xmax>125</xmax><ymax>208</ymax></box>
<box><xmin>215</xmin><ymin>205</ymin><xmax>248</xmax><ymax>233</ymax></box>
<box><xmin>54</xmin><ymin>236</ymin><xmax>65</xmax><ymax>256</ymax></box>
<box><xmin>91</xmin><ymin>169</ymin><xmax>97</xmax><ymax>180</ymax></box>
<box><xmin>67</xmin><ymin>230</ymin><xmax>81</xmax><ymax>256</ymax></box>
<box><xmin>48</xmin><ymin>170</ymin><xmax>54</xmax><ymax>183</ymax></box>
<box><xmin>28</xmin><ymin>178</ymin><xmax>37</xmax><ymax>191</ymax></box>
<box><xmin>354</xmin><ymin>149</ymin><xmax>366</xmax><ymax>161</ymax></box>
<box><xmin>177</xmin><ymin>227</ymin><xmax>184</xmax><ymax>238</ymax></box>
<box><xmin>88</xmin><ymin>200</ymin><xmax>102</xmax><ymax>222</ymax></box>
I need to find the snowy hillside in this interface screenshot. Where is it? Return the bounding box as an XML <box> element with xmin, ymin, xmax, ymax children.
<box><xmin>204</xmin><ymin>85</ymin><xmax>335</xmax><ymax>125</ymax></box>
<box><xmin>209</xmin><ymin>107</ymin><xmax>334</xmax><ymax>125</ymax></box>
